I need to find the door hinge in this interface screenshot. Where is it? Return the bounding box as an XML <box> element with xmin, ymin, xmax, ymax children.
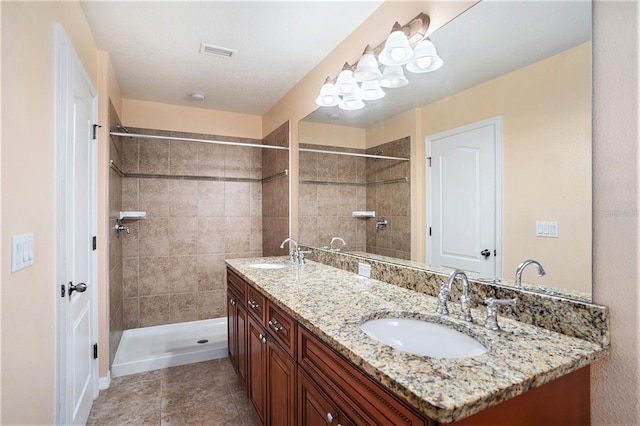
<box><xmin>93</xmin><ymin>343</ymin><xmax>98</xmax><ymax>359</ymax></box>
<box><xmin>92</xmin><ymin>236</ymin><xmax>97</xmax><ymax>251</ymax></box>
<box><xmin>427</xmin><ymin>157</ymin><xmax>432</xmax><ymax>167</ymax></box>
<box><xmin>61</xmin><ymin>284</ymin><xmax>66</xmax><ymax>298</ymax></box>
<box><xmin>92</xmin><ymin>124</ymin><xmax>102</xmax><ymax>140</ymax></box>
<box><xmin>429</xmin><ymin>227</ymin><xmax>432</xmax><ymax>236</ymax></box>
<box><xmin>494</xmin><ymin>249</ymin><xmax>497</xmax><ymax>257</ymax></box>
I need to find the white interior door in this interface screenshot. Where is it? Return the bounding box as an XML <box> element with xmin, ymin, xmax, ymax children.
<box><xmin>56</xmin><ymin>25</ymin><xmax>98</xmax><ymax>425</ymax></box>
<box><xmin>426</xmin><ymin>117</ymin><xmax>502</xmax><ymax>276</ymax></box>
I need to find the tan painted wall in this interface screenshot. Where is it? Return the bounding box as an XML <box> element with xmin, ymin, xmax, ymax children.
<box><xmin>419</xmin><ymin>43</ymin><xmax>592</xmax><ymax>293</ymax></box>
<box><xmin>299</xmin><ymin>121</ymin><xmax>366</xmax><ymax>149</ymax></box>
<box><xmin>122</xmin><ymin>98</ymin><xmax>262</xmax><ymax>140</ymax></box>
<box><xmin>0</xmin><ymin>1</ymin><xmax>99</xmax><ymax>423</ymax></box>
<box><xmin>591</xmin><ymin>2</ymin><xmax>640</xmax><ymax>424</ymax></box>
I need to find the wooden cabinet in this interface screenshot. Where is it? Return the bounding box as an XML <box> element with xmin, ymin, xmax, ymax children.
<box><xmin>299</xmin><ymin>326</ymin><xmax>430</xmax><ymax>426</ymax></box>
<box><xmin>298</xmin><ymin>369</ymin><xmax>354</xmax><ymax>426</ymax></box>
<box><xmin>227</xmin><ymin>267</ymin><xmax>589</xmax><ymax>426</ymax></box>
<box><xmin>227</xmin><ymin>271</ymin><xmax>248</xmax><ymax>390</ymax></box>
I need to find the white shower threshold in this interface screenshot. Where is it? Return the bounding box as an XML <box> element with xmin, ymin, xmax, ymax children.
<box><xmin>111</xmin><ymin>318</ymin><xmax>228</xmax><ymax>377</ymax></box>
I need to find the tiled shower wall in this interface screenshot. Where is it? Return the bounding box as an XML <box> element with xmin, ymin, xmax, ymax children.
<box><xmin>365</xmin><ymin>137</ymin><xmax>411</xmax><ymax>259</ymax></box>
<box><xmin>298</xmin><ymin>144</ymin><xmax>367</xmax><ymax>252</ymax></box>
<box><xmin>262</xmin><ymin>122</ymin><xmax>290</xmax><ymax>256</ymax></box>
<box><xmin>108</xmin><ymin>102</ymin><xmax>124</xmax><ymax>366</ymax></box>
<box><xmin>298</xmin><ymin>137</ymin><xmax>410</xmax><ymax>259</ymax></box>
<box><xmin>118</xmin><ymin>128</ymin><xmax>263</xmax><ymax>328</ymax></box>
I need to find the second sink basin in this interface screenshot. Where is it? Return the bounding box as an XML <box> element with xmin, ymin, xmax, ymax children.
<box><xmin>248</xmin><ymin>262</ymin><xmax>290</xmax><ymax>269</ymax></box>
<box><xmin>360</xmin><ymin>318</ymin><xmax>487</xmax><ymax>359</ymax></box>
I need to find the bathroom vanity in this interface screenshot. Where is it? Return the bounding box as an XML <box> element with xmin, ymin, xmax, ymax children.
<box><xmin>225</xmin><ymin>256</ymin><xmax>608</xmax><ymax>425</ymax></box>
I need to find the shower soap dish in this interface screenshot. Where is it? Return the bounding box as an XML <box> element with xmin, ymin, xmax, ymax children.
<box><xmin>352</xmin><ymin>211</ymin><xmax>375</xmax><ymax>218</ymax></box>
<box><xmin>119</xmin><ymin>211</ymin><xmax>147</xmax><ymax>220</ymax></box>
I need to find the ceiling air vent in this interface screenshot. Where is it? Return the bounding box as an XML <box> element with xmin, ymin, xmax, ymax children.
<box><xmin>199</xmin><ymin>43</ymin><xmax>237</xmax><ymax>59</ymax></box>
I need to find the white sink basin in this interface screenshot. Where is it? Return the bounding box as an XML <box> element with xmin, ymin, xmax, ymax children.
<box><xmin>360</xmin><ymin>318</ymin><xmax>487</xmax><ymax>359</ymax></box>
<box><xmin>248</xmin><ymin>263</ymin><xmax>290</xmax><ymax>269</ymax></box>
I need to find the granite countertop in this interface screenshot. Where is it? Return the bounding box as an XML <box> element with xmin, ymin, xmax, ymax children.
<box><xmin>226</xmin><ymin>257</ymin><xmax>608</xmax><ymax>423</ymax></box>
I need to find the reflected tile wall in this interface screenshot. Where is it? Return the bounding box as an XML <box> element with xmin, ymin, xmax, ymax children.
<box><xmin>262</xmin><ymin>122</ymin><xmax>290</xmax><ymax>256</ymax></box>
<box><xmin>108</xmin><ymin>101</ymin><xmax>124</xmax><ymax>367</ymax></box>
<box><xmin>120</xmin><ymin>128</ymin><xmax>263</xmax><ymax>329</ymax></box>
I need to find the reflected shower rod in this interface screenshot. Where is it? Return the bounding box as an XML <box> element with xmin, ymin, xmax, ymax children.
<box><xmin>109</xmin><ymin>132</ymin><xmax>290</xmax><ymax>151</ymax></box>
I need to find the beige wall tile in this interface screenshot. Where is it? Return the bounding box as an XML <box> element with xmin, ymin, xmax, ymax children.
<box><xmin>317</xmin><ymin>185</ymin><xmax>338</xmax><ymax>217</ymax></box>
<box><xmin>122</xmin><ymin>221</ymin><xmax>140</xmax><ymax>259</ymax></box>
<box><xmin>139</xmin><ymin>257</ymin><xmax>170</xmax><ymax>296</ymax></box>
<box><xmin>224</xmin><ymin>146</ymin><xmax>251</xmax><ymax>178</ymax></box>
<box><xmin>250</xmin><ymin>183</ymin><xmax>262</xmax><ymax>218</ymax></box>
<box><xmin>170</xmin><ymin>141</ymin><xmax>199</xmax><ymax>175</ymax></box>
<box><xmin>139</xmin><ymin>218</ymin><xmax>169</xmax><ymax>257</ymax></box>
<box><xmin>224</xmin><ymin>217</ymin><xmax>250</xmax><ymax>254</ymax></box>
<box><xmin>198</xmin><ymin>181</ymin><xmax>225</xmax><ymax>217</ymax></box>
<box><xmin>196</xmin><ymin>290</ymin><xmax>226</xmax><ymax>320</ymax></box>
<box><xmin>123</xmin><ymin>298</ymin><xmax>139</xmax><ymax>329</ymax></box>
<box><xmin>196</xmin><ymin>254</ymin><xmax>225</xmax><ymax>291</ymax></box>
<box><xmin>121</xmin><ymin>139</ymin><xmax>139</xmax><ymax>173</ymax></box>
<box><xmin>123</xmin><ymin>258</ymin><xmax>139</xmax><ymax>299</ymax></box>
<box><xmin>139</xmin><ymin>140</ymin><xmax>170</xmax><ymax>174</ymax></box>
<box><xmin>169</xmin><ymin>256</ymin><xmax>198</xmax><ymax>294</ymax></box>
<box><xmin>170</xmin><ymin>293</ymin><xmax>199</xmax><ymax>323</ymax></box>
<box><xmin>168</xmin><ymin>180</ymin><xmax>198</xmax><ymax>218</ymax></box>
<box><xmin>198</xmin><ymin>217</ymin><xmax>226</xmax><ymax>255</ymax></box>
<box><xmin>224</xmin><ymin>182</ymin><xmax>250</xmax><ymax>217</ymax></box>
<box><xmin>139</xmin><ymin>296</ymin><xmax>171</xmax><ymax>327</ymax></box>
<box><xmin>139</xmin><ymin>178</ymin><xmax>169</xmax><ymax>218</ymax></box>
<box><xmin>198</xmin><ymin>143</ymin><xmax>225</xmax><ymax>177</ymax></box>
<box><xmin>168</xmin><ymin>217</ymin><xmax>198</xmax><ymax>256</ymax></box>
<box><xmin>122</xmin><ymin>178</ymin><xmax>139</xmax><ymax>211</ymax></box>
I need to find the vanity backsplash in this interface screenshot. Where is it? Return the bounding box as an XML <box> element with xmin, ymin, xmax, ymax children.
<box><xmin>303</xmin><ymin>247</ymin><xmax>609</xmax><ymax>347</ymax></box>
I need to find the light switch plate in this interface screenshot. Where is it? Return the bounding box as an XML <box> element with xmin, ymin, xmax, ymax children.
<box><xmin>358</xmin><ymin>263</ymin><xmax>371</xmax><ymax>278</ymax></box>
<box><xmin>11</xmin><ymin>233</ymin><xmax>34</xmax><ymax>273</ymax></box>
<box><xmin>535</xmin><ymin>221</ymin><xmax>559</xmax><ymax>238</ymax></box>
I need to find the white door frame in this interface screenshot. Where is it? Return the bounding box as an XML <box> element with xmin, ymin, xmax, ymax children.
<box><xmin>425</xmin><ymin>116</ymin><xmax>504</xmax><ymax>276</ymax></box>
<box><xmin>54</xmin><ymin>24</ymin><xmax>99</xmax><ymax>425</ymax></box>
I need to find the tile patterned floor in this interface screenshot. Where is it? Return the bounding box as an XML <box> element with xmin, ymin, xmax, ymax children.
<box><xmin>88</xmin><ymin>358</ymin><xmax>261</xmax><ymax>425</ymax></box>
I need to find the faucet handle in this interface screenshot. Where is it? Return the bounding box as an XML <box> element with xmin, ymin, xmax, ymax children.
<box><xmin>483</xmin><ymin>297</ymin><xmax>517</xmax><ymax>331</ymax></box>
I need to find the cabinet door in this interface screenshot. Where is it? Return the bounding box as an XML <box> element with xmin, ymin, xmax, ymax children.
<box><xmin>227</xmin><ymin>291</ymin><xmax>239</xmax><ymax>372</ymax></box>
<box><xmin>237</xmin><ymin>301</ymin><xmax>248</xmax><ymax>389</ymax></box>
<box><xmin>298</xmin><ymin>369</ymin><xmax>352</xmax><ymax>426</ymax></box>
<box><xmin>248</xmin><ymin>317</ymin><xmax>267</xmax><ymax>423</ymax></box>
<box><xmin>267</xmin><ymin>338</ymin><xmax>296</xmax><ymax>426</ymax></box>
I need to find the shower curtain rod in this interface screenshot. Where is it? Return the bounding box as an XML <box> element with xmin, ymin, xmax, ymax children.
<box><xmin>298</xmin><ymin>147</ymin><xmax>409</xmax><ymax>161</ymax></box>
<box><xmin>110</xmin><ymin>132</ymin><xmax>290</xmax><ymax>151</ymax></box>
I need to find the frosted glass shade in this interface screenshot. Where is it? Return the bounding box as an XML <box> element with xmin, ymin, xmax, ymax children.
<box><xmin>378</xmin><ymin>25</ymin><xmax>414</xmax><ymax>66</ymax></box>
<box><xmin>339</xmin><ymin>91</ymin><xmax>365</xmax><ymax>110</ymax></box>
<box><xmin>406</xmin><ymin>39</ymin><xmax>444</xmax><ymax>73</ymax></box>
<box><xmin>360</xmin><ymin>80</ymin><xmax>385</xmax><ymax>101</ymax></box>
<box><xmin>380</xmin><ymin>66</ymin><xmax>408</xmax><ymax>88</ymax></box>
<box><xmin>336</xmin><ymin>67</ymin><xmax>358</xmax><ymax>95</ymax></box>
<box><xmin>315</xmin><ymin>80</ymin><xmax>340</xmax><ymax>107</ymax></box>
<box><xmin>354</xmin><ymin>52</ymin><xmax>382</xmax><ymax>82</ymax></box>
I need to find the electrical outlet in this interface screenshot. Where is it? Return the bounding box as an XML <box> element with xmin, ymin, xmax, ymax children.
<box><xmin>358</xmin><ymin>263</ymin><xmax>371</xmax><ymax>278</ymax></box>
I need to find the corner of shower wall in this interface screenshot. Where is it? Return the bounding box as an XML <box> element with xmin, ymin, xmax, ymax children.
<box><xmin>108</xmin><ymin>100</ymin><xmax>125</xmax><ymax>367</ymax></box>
<box><xmin>262</xmin><ymin>121</ymin><xmax>290</xmax><ymax>256</ymax></box>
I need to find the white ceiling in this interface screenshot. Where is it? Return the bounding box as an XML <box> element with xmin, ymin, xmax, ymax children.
<box><xmin>80</xmin><ymin>0</ymin><xmax>384</xmax><ymax>116</ymax></box>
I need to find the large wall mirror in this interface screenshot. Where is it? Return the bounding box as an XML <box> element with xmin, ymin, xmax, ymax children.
<box><xmin>298</xmin><ymin>1</ymin><xmax>593</xmax><ymax>301</ymax></box>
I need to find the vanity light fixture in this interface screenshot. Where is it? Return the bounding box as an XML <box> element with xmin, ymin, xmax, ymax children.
<box><xmin>315</xmin><ymin>77</ymin><xmax>341</xmax><ymax>107</ymax></box>
<box><xmin>315</xmin><ymin>12</ymin><xmax>439</xmax><ymax>111</ymax></box>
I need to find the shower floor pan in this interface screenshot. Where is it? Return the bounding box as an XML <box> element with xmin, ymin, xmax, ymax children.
<box><xmin>112</xmin><ymin>318</ymin><xmax>228</xmax><ymax>377</ymax></box>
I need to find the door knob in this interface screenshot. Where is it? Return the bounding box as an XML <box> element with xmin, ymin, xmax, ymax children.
<box><xmin>480</xmin><ymin>249</ymin><xmax>491</xmax><ymax>259</ymax></box>
<box><xmin>69</xmin><ymin>282</ymin><xmax>87</xmax><ymax>296</ymax></box>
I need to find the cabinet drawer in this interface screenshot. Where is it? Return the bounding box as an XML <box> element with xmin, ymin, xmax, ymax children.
<box><xmin>247</xmin><ymin>286</ymin><xmax>266</xmax><ymax>324</ymax></box>
<box><xmin>298</xmin><ymin>326</ymin><xmax>430</xmax><ymax>426</ymax></box>
<box><xmin>227</xmin><ymin>268</ymin><xmax>247</xmax><ymax>303</ymax></box>
<box><xmin>266</xmin><ymin>300</ymin><xmax>297</xmax><ymax>357</ymax></box>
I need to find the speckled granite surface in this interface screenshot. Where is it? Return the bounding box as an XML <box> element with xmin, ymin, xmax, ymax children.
<box><xmin>304</xmin><ymin>247</ymin><xmax>609</xmax><ymax>347</ymax></box>
<box><xmin>225</xmin><ymin>257</ymin><xmax>609</xmax><ymax>424</ymax></box>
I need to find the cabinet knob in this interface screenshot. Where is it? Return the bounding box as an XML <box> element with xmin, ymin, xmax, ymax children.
<box><xmin>230</xmin><ymin>299</ymin><xmax>236</xmax><ymax>306</ymax></box>
<box><xmin>258</xmin><ymin>333</ymin><xmax>267</xmax><ymax>344</ymax></box>
<box><xmin>248</xmin><ymin>300</ymin><xmax>259</xmax><ymax>309</ymax></box>
<box><xmin>326</xmin><ymin>412</ymin><xmax>336</xmax><ymax>423</ymax></box>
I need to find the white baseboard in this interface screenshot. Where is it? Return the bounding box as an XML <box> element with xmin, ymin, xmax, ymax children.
<box><xmin>99</xmin><ymin>370</ymin><xmax>111</xmax><ymax>390</ymax></box>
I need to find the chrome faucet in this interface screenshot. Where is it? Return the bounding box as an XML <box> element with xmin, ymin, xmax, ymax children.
<box><xmin>436</xmin><ymin>269</ymin><xmax>473</xmax><ymax>322</ymax></box>
<box><xmin>329</xmin><ymin>236</ymin><xmax>346</xmax><ymax>251</ymax></box>
<box><xmin>279</xmin><ymin>237</ymin><xmax>300</xmax><ymax>264</ymax></box>
<box><xmin>515</xmin><ymin>259</ymin><xmax>546</xmax><ymax>288</ymax></box>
